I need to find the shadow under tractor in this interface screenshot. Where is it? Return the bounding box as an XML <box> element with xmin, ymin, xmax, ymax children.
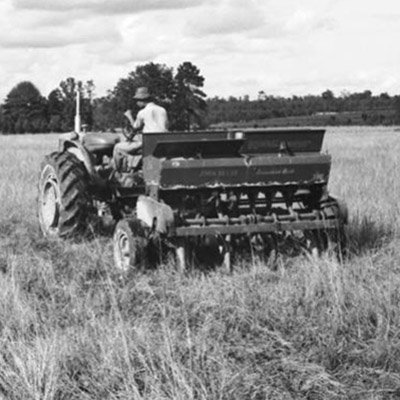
<box><xmin>38</xmin><ymin>128</ymin><xmax>348</xmax><ymax>272</ymax></box>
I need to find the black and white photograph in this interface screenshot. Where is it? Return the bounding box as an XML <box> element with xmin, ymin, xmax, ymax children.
<box><xmin>0</xmin><ymin>0</ymin><xmax>400</xmax><ymax>398</ymax></box>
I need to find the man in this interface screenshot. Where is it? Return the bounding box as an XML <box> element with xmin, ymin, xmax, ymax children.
<box><xmin>113</xmin><ymin>86</ymin><xmax>169</xmax><ymax>171</ymax></box>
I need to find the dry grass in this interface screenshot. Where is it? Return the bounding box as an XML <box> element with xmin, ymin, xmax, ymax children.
<box><xmin>0</xmin><ymin>127</ymin><xmax>400</xmax><ymax>399</ymax></box>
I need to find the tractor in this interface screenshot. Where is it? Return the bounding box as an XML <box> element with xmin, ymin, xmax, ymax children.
<box><xmin>38</xmin><ymin>127</ymin><xmax>347</xmax><ymax>271</ymax></box>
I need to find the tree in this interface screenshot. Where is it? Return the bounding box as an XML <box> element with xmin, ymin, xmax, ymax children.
<box><xmin>58</xmin><ymin>77</ymin><xmax>78</xmax><ymax>131</ymax></box>
<box><xmin>81</xmin><ymin>80</ymin><xmax>95</xmax><ymax>129</ymax></box>
<box><xmin>258</xmin><ymin>91</ymin><xmax>267</xmax><ymax>101</ymax></box>
<box><xmin>170</xmin><ymin>61</ymin><xmax>207</xmax><ymax>130</ymax></box>
<box><xmin>0</xmin><ymin>105</ymin><xmax>4</xmax><ymax>133</ymax></box>
<box><xmin>322</xmin><ymin>89</ymin><xmax>334</xmax><ymax>101</ymax></box>
<box><xmin>55</xmin><ymin>77</ymin><xmax>95</xmax><ymax>132</ymax></box>
<box><xmin>394</xmin><ymin>95</ymin><xmax>400</xmax><ymax>124</ymax></box>
<box><xmin>106</xmin><ymin>63</ymin><xmax>175</xmax><ymax>130</ymax></box>
<box><xmin>92</xmin><ymin>61</ymin><xmax>207</xmax><ymax>131</ymax></box>
<box><xmin>112</xmin><ymin>63</ymin><xmax>175</xmax><ymax>113</ymax></box>
<box><xmin>2</xmin><ymin>81</ymin><xmax>48</xmax><ymax>133</ymax></box>
<box><xmin>47</xmin><ymin>89</ymin><xmax>64</xmax><ymax>132</ymax></box>
<box><xmin>92</xmin><ymin>93</ymin><xmax>120</xmax><ymax>131</ymax></box>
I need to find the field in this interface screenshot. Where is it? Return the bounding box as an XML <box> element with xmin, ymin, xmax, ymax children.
<box><xmin>1</xmin><ymin>126</ymin><xmax>400</xmax><ymax>399</ymax></box>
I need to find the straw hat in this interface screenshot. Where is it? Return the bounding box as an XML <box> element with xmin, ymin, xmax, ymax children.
<box><xmin>133</xmin><ymin>86</ymin><xmax>151</xmax><ymax>100</ymax></box>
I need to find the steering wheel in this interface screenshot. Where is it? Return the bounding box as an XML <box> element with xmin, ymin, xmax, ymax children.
<box><xmin>122</xmin><ymin>123</ymin><xmax>135</xmax><ymax>141</ymax></box>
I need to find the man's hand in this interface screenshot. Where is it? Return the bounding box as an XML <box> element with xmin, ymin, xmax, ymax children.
<box><xmin>122</xmin><ymin>110</ymin><xmax>136</xmax><ymax>141</ymax></box>
<box><xmin>127</xmin><ymin>130</ymin><xmax>136</xmax><ymax>141</ymax></box>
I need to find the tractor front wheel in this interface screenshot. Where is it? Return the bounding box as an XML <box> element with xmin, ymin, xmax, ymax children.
<box><xmin>113</xmin><ymin>219</ymin><xmax>148</xmax><ymax>272</ymax></box>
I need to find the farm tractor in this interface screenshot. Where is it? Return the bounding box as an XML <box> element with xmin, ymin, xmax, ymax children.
<box><xmin>38</xmin><ymin>127</ymin><xmax>348</xmax><ymax>272</ymax></box>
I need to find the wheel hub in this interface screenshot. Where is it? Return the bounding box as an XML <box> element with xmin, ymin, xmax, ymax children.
<box><xmin>115</xmin><ymin>231</ymin><xmax>131</xmax><ymax>271</ymax></box>
<box><xmin>41</xmin><ymin>176</ymin><xmax>60</xmax><ymax>230</ymax></box>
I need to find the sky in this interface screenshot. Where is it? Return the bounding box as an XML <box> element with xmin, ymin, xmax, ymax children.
<box><xmin>0</xmin><ymin>0</ymin><xmax>400</xmax><ymax>102</ymax></box>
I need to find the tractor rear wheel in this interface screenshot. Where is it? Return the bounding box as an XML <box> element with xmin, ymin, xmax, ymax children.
<box><xmin>38</xmin><ymin>151</ymin><xmax>91</xmax><ymax>239</ymax></box>
<box><xmin>113</xmin><ymin>219</ymin><xmax>147</xmax><ymax>272</ymax></box>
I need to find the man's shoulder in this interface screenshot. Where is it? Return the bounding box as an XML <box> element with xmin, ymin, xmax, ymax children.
<box><xmin>148</xmin><ymin>102</ymin><xmax>166</xmax><ymax>111</ymax></box>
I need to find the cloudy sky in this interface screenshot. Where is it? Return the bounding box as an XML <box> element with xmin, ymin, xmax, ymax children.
<box><xmin>1</xmin><ymin>0</ymin><xmax>399</xmax><ymax>102</ymax></box>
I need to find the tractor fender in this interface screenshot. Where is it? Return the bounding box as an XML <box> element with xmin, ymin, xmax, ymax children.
<box><xmin>59</xmin><ymin>137</ymin><xmax>103</xmax><ymax>185</ymax></box>
<box><xmin>136</xmin><ymin>195</ymin><xmax>174</xmax><ymax>235</ymax></box>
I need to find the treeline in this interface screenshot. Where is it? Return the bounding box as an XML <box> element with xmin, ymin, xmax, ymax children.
<box><xmin>1</xmin><ymin>63</ymin><xmax>400</xmax><ymax>134</ymax></box>
<box><xmin>206</xmin><ymin>90</ymin><xmax>400</xmax><ymax>127</ymax></box>
<box><xmin>0</xmin><ymin>79</ymin><xmax>95</xmax><ymax>134</ymax></box>
<box><xmin>0</xmin><ymin>61</ymin><xmax>207</xmax><ymax>134</ymax></box>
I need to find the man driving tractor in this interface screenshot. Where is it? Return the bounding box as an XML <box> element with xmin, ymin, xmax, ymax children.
<box><xmin>113</xmin><ymin>86</ymin><xmax>169</xmax><ymax>172</ymax></box>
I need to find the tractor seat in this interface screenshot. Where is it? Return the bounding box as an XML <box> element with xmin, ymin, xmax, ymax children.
<box><xmin>82</xmin><ymin>133</ymin><xmax>120</xmax><ymax>154</ymax></box>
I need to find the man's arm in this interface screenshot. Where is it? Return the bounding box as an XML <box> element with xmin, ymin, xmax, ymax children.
<box><xmin>124</xmin><ymin>109</ymin><xmax>144</xmax><ymax>140</ymax></box>
<box><xmin>133</xmin><ymin>109</ymin><xmax>145</xmax><ymax>131</ymax></box>
<box><xmin>124</xmin><ymin>109</ymin><xmax>145</xmax><ymax>130</ymax></box>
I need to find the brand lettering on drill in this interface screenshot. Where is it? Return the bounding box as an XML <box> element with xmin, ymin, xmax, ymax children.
<box><xmin>246</xmin><ymin>139</ymin><xmax>313</xmax><ymax>151</ymax></box>
<box><xmin>255</xmin><ymin>168</ymin><xmax>295</xmax><ymax>176</ymax></box>
<box><xmin>199</xmin><ymin>170</ymin><xmax>239</xmax><ymax>178</ymax></box>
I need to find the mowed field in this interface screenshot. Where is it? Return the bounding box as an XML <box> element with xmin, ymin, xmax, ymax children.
<box><xmin>0</xmin><ymin>127</ymin><xmax>400</xmax><ymax>399</ymax></box>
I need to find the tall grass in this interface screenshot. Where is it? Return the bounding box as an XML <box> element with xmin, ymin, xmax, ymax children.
<box><xmin>0</xmin><ymin>128</ymin><xmax>400</xmax><ymax>399</ymax></box>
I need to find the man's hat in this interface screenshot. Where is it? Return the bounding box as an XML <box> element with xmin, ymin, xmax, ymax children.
<box><xmin>133</xmin><ymin>86</ymin><xmax>151</xmax><ymax>100</ymax></box>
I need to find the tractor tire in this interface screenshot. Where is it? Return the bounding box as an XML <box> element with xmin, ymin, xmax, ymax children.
<box><xmin>321</xmin><ymin>198</ymin><xmax>348</xmax><ymax>259</ymax></box>
<box><xmin>38</xmin><ymin>151</ymin><xmax>91</xmax><ymax>239</ymax></box>
<box><xmin>113</xmin><ymin>218</ymin><xmax>148</xmax><ymax>272</ymax></box>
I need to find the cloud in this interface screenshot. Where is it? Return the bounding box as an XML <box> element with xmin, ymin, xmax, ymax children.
<box><xmin>0</xmin><ymin>0</ymin><xmax>121</xmax><ymax>50</ymax></box>
<box><xmin>88</xmin><ymin>41</ymin><xmax>160</xmax><ymax>66</ymax></box>
<box><xmin>2</xmin><ymin>0</ymin><xmax>207</xmax><ymax>51</ymax></box>
<box><xmin>13</xmin><ymin>0</ymin><xmax>205</xmax><ymax>14</ymax></box>
<box><xmin>0</xmin><ymin>0</ymin><xmax>399</xmax><ymax>104</ymax></box>
<box><xmin>0</xmin><ymin>16</ymin><xmax>120</xmax><ymax>49</ymax></box>
<box><xmin>283</xmin><ymin>9</ymin><xmax>335</xmax><ymax>33</ymax></box>
<box><xmin>185</xmin><ymin>0</ymin><xmax>265</xmax><ymax>36</ymax></box>
<box><xmin>373</xmin><ymin>12</ymin><xmax>400</xmax><ymax>23</ymax></box>
<box><xmin>1</xmin><ymin>26</ymin><xmax>120</xmax><ymax>49</ymax></box>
